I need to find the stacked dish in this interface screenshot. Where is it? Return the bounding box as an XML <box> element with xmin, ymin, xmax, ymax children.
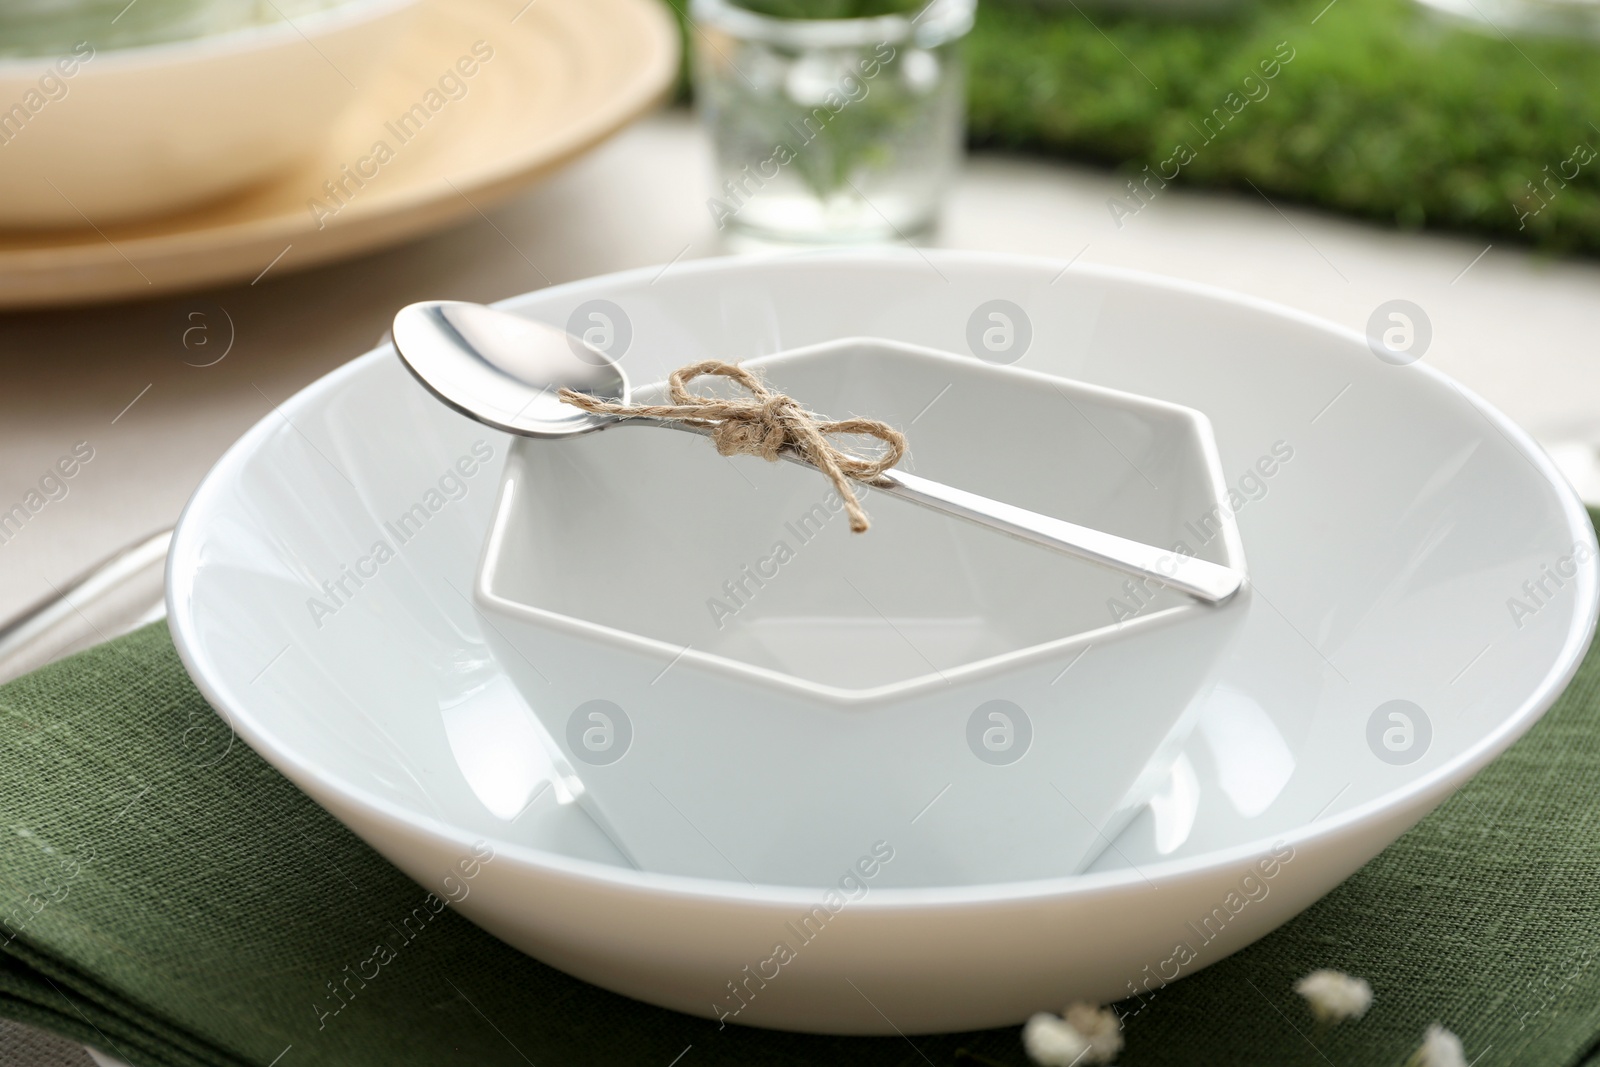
<box><xmin>166</xmin><ymin>251</ymin><xmax>1596</xmax><ymax>1033</ymax></box>
<box><xmin>0</xmin><ymin>0</ymin><xmax>422</xmax><ymax>226</ymax></box>
<box><xmin>0</xmin><ymin>0</ymin><xmax>678</xmax><ymax>305</ymax></box>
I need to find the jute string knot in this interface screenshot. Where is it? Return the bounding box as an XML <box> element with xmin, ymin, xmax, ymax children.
<box><xmin>558</xmin><ymin>360</ymin><xmax>907</xmax><ymax>533</ymax></box>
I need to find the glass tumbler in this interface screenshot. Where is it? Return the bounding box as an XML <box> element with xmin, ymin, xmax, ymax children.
<box><xmin>691</xmin><ymin>0</ymin><xmax>976</xmax><ymax>244</ymax></box>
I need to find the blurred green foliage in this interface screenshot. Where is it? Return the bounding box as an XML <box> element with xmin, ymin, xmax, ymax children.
<box><xmin>670</xmin><ymin>0</ymin><xmax>1600</xmax><ymax>256</ymax></box>
<box><xmin>967</xmin><ymin>0</ymin><xmax>1600</xmax><ymax>255</ymax></box>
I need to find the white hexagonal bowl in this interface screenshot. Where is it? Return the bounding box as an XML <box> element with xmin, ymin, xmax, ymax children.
<box><xmin>474</xmin><ymin>337</ymin><xmax>1250</xmax><ymax>886</ymax></box>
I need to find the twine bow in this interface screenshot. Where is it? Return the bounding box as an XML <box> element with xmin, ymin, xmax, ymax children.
<box><xmin>558</xmin><ymin>360</ymin><xmax>907</xmax><ymax>533</ymax></box>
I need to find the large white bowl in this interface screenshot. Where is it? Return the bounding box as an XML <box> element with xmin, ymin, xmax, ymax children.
<box><xmin>0</xmin><ymin>0</ymin><xmax>418</xmax><ymax>227</ymax></box>
<box><xmin>166</xmin><ymin>251</ymin><xmax>1597</xmax><ymax>1034</ymax></box>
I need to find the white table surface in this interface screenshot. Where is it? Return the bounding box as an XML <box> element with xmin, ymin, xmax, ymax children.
<box><xmin>5</xmin><ymin>104</ymin><xmax>1600</xmax><ymax>1066</ymax></box>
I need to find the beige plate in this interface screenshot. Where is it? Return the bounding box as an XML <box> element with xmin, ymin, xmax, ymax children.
<box><xmin>0</xmin><ymin>0</ymin><xmax>679</xmax><ymax>309</ymax></box>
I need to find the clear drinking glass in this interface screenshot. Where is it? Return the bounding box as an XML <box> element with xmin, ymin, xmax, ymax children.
<box><xmin>691</xmin><ymin>0</ymin><xmax>976</xmax><ymax>244</ymax></box>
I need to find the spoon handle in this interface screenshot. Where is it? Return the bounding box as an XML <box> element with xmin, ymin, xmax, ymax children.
<box><xmin>635</xmin><ymin>418</ymin><xmax>1243</xmax><ymax>605</ymax></box>
<box><xmin>870</xmin><ymin>469</ymin><xmax>1242</xmax><ymax>604</ymax></box>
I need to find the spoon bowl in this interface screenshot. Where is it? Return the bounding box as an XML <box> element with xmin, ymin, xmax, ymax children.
<box><xmin>393</xmin><ymin>300</ymin><xmax>628</xmax><ymax>438</ymax></box>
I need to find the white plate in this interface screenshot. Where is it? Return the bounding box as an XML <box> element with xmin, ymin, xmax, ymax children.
<box><xmin>167</xmin><ymin>251</ymin><xmax>1597</xmax><ymax>1034</ymax></box>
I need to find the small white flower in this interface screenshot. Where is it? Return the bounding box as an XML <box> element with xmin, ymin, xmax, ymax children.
<box><xmin>1022</xmin><ymin>1004</ymin><xmax>1123</xmax><ymax>1066</ymax></box>
<box><xmin>1408</xmin><ymin>1024</ymin><xmax>1467</xmax><ymax>1067</ymax></box>
<box><xmin>1022</xmin><ymin>1012</ymin><xmax>1089</xmax><ymax>1067</ymax></box>
<box><xmin>1063</xmin><ymin>1002</ymin><xmax>1124</xmax><ymax>1064</ymax></box>
<box><xmin>1294</xmin><ymin>969</ymin><xmax>1373</xmax><ymax>1024</ymax></box>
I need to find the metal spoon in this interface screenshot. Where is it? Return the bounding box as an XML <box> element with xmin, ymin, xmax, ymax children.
<box><xmin>392</xmin><ymin>300</ymin><xmax>1244</xmax><ymax>605</ymax></box>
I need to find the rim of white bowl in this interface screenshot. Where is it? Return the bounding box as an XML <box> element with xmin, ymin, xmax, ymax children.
<box><xmin>167</xmin><ymin>248</ymin><xmax>1600</xmax><ymax>909</ymax></box>
<box><xmin>0</xmin><ymin>0</ymin><xmax>417</xmax><ymax>76</ymax></box>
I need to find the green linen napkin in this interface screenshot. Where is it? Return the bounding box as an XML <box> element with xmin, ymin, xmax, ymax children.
<box><xmin>3</xmin><ymin>522</ymin><xmax>1600</xmax><ymax>1066</ymax></box>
